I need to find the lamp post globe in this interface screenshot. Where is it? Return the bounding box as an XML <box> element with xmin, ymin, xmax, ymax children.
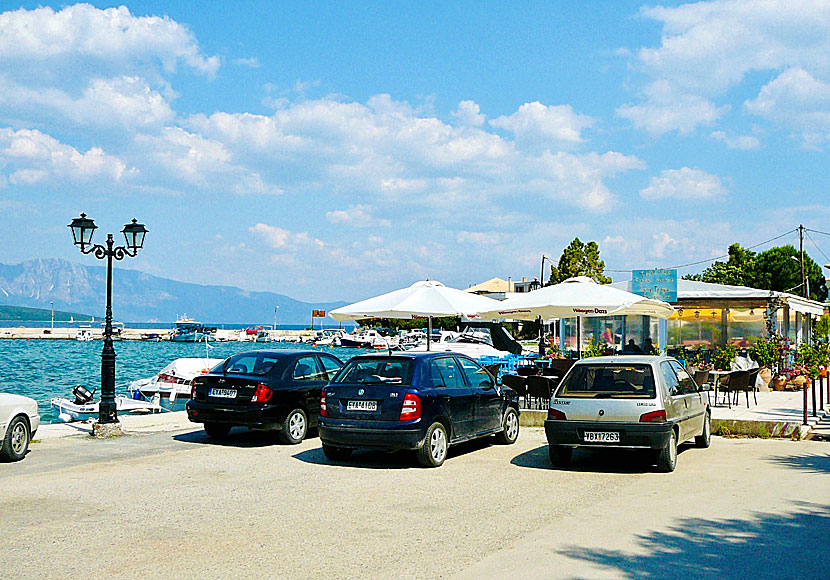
<box><xmin>68</xmin><ymin>214</ymin><xmax>147</xmax><ymax>427</ymax></box>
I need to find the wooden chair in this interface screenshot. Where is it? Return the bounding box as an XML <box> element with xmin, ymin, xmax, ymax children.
<box><xmin>724</xmin><ymin>370</ymin><xmax>750</xmax><ymax>409</ymax></box>
<box><xmin>736</xmin><ymin>368</ymin><xmax>760</xmax><ymax>407</ymax></box>
<box><xmin>501</xmin><ymin>374</ymin><xmax>528</xmax><ymax>407</ymax></box>
<box><xmin>526</xmin><ymin>375</ymin><xmax>553</xmax><ymax>409</ymax></box>
<box><xmin>517</xmin><ymin>366</ymin><xmax>538</xmax><ymax>377</ymax></box>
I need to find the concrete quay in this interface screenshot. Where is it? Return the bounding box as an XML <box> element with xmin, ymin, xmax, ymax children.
<box><xmin>0</xmin><ymin>325</ymin><xmax>315</xmax><ymax>341</ymax></box>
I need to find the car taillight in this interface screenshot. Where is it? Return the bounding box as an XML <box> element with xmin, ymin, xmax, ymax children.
<box><xmin>399</xmin><ymin>392</ymin><xmax>421</xmax><ymax>421</ymax></box>
<box><xmin>251</xmin><ymin>383</ymin><xmax>273</xmax><ymax>403</ymax></box>
<box><xmin>191</xmin><ymin>384</ymin><xmax>197</xmax><ymax>399</ymax></box>
<box><xmin>548</xmin><ymin>408</ymin><xmax>567</xmax><ymax>420</ymax></box>
<box><xmin>640</xmin><ymin>409</ymin><xmax>667</xmax><ymax>422</ymax></box>
<box><xmin>320</xmin><ymin>389</ymin><xmax>328</xmax><ymax>417</ymax></box>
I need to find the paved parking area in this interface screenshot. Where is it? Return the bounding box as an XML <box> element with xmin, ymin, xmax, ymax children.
<box><xmin>1</xmin><ymin>426</ymin><xmax>828</xmax><ymax>579</ymax></box>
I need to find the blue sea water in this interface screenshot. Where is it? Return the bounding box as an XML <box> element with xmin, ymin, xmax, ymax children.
<box><xmin>0</xmin><ymin>339</ymin><xmax>367</xmax><ymax>424</ymax></box>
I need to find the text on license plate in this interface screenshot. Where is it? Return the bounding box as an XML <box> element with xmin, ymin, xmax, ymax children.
<box><xmin>584</xmin><ymin>431</ymin><xmax>620</xmax><ymax>443</ymax></box>
<box><xmin>208</xmin><ymin>388</ymin><xmax>237</xmax><ymax>399</ymax></box>
<box><xmin>347</xmin><ymin>400</ymin><xmax>378</xmax><ymax>411</ymax></box>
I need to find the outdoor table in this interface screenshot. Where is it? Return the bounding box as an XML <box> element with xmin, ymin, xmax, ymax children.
<box><xmin>709</xmin><ymin>370</ymin><xmax>732</xmax><ymax>406</ymax></box>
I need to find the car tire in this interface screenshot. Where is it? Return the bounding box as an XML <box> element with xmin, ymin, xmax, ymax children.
<box><xmin>322</xmin><ymin>444</ymin><xmax>352</xmax><ymax>461</ymax></box>
<box><xmin>656</xmin><ymin>428</ymin><xmax>678</xmax><ymax>472</ymax></box>
<box><xmin>495</xmin><ymin>407</ymin><xmax>520</xmax><ymax>445</ymax></box>
<box><xmin>279</xmin><ymin>408</ymin><xmax>308</xmax><ymax>444</ymax></box>
<box><xmin>203</xmin><ymin>422</ymin><xmax>231</xmax><ymax>439</ymax></box>
<box><xmin>695</xmin><ymin>412</ymin><xmax>712</xmax><ymax>448</ymax></box>
<box><xmin>417</xmin><ymin>422</ymin><xmax>448</xmax><ymax>467</ymax></box>
<box><xmin>1</xmin><ymin>415</ymin><xmax>30</xmax><ymax>462</ymax></box>
<box><xmin>548</xmin><ymin>445</ymin><xmax>572</xmax><ymax>467</ymax></box>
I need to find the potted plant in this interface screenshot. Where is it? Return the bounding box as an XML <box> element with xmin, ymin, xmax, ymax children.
<box><xmin>749</xmin><ymin>337</ymin><xmax>781</xmax><ymax>386</ymax></box>
<box><xmin>711</xmin><ymin>344</ymin><xmax>738</xmax><ymax>371</ymax></box>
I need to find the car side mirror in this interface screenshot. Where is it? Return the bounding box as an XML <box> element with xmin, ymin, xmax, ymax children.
<box><xmin>479</xmin><ymin>381</ymin><xmax>493</xmax><ymax>389</ymax></box>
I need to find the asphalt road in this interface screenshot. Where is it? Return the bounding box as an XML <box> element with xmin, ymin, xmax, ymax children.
<box><xmin>1</xmin><ymin>427</ymin><xmax>828</xmax><ymax>579</ymax></box>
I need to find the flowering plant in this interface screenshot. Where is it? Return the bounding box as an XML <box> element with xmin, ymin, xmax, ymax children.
<box><xmin>785</xmin><ymin>365</ymin><xmax>811</xmax><ymax>379</ymax></box>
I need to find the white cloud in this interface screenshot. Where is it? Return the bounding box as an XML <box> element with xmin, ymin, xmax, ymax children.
<box><xmin>0</xmin><ymin>128</ymin><xmax>129</xmax><ymax>184</ymax></box>
<box><xmin>235</xmin><ymin>57</ymin><xmax>260</xmax><ymax>68</ymax></box>
<box><xmin>620</xmin><ymin>0</ymin><xmax>830</xmax><ymax>136</ymax></box>
<box><xmin>325</xmin><ymin>205</ymin><xmax>391</xmax><ymax>228</ymax></box>
<box><xmin>709</xmin><ymin>130</ymin><xmax>761</xmax><ymax>150</ymax></box>
<box><xmin>0</xmin><ymin>4</ymin><xmax>219</xmax><ymax>77</ymax></box>
<box><xmin>652</xmin><ymin>232</ymin><xmax>679</xmax><ymax>259</ymax></box>
<box><xmin>490</xmin><ymin>102</ymin><xmax>594</xmax><ymax>148</ymax></box>
<box><xmin>452</xmin><ymin>100</ymin><xmax>485</xmax><ymax>127</ymax></box>
<box><xmin>640</xmin><ymin>167</ymin><xmax>727</xmax><ymax>201</ymax></box>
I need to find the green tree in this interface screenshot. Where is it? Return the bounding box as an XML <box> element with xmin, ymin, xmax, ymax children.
<box><xmin>753</xmin><ymin>245</ymin><xmax>828</xmax><ymax>302</ymax></box>
<box><xmin>813</xmin><ymin>314</ymin><xmax>830</xmax><ymax>341</ymax></box>
<box><xmin>683</xmin><ymin>243</ymin><xmax>758</xmax><ymax>287</ymax></box>
<box><xmin>549</xmin><ymin>237</ymin><xmax>611</xmax><ymax>285</ymax></box>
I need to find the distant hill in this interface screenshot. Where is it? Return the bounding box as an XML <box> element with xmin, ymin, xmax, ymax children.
<box><xmin>0</xmin><ymin>258</ymin><xmax>347</xmax><ymax>324</ymax></box>
<box><xmin>0</xmin><ymin>304</ymin><xmax>91</xmax><ymax>322</ymax></box>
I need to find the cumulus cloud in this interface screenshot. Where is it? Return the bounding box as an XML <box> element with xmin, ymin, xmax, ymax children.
<box><xmin>640</xmin><ymin>167</ymin><xmax>727</xmax><ymax>201</ymax></box>
<box><xmin>452</xmin><ymin>100</ymin><xmax>485</xmax><ymax>127</ymax></box>
<box><xmin>709</xmin><ymin>130</ymin><xmax>761</xmax><ymax>150</ymax></box>
<box><xmin>0</xmin><ymin>128</ymin><xmax>129</xmax><ymax>184</ymax></box>
<box><xmin>249</xmin><ymin>223</ymin><xmax>324</xmax><ymax>250</ymax></box>
<box><xmin>490</xmin><ymin>102</ymin><xmax>594</xmax><ymax>148</ymax></box>
<box><xmin>620</xmin><ymin>0</ymin><xmax>830</xmax><ymax>138</ymax></box>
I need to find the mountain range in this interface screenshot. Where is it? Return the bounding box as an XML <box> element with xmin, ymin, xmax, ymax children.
<box><xmin>0</xmin><ymin>258</ymin><xmax>346</xmax><ymax>325</ymax></box>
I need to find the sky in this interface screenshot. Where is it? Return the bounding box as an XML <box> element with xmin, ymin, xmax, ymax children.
<box><xmin>1</xmin><ymin>1</ymin><xmax>829</xmax><ymax>303</ymax></box>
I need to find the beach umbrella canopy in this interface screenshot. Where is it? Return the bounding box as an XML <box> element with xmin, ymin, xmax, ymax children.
<box><xmin>476</xmin><ymin>276</ymin><xmax>675</xmax><ymax>321</ymax></box>
<box><xmin>329</xmin><ymin>280</ymin><xmax>500</xmax><ymax>322</ymax></box>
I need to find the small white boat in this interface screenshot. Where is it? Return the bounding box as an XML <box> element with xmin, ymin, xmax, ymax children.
<box><xmin>51</xmin><ymin>388</ymin><xmax>164</xmax><ymax>423</ymax></box>
<box><xmin>314</xmin><ymin>329</ymin><xmax>347</xmax><ymax>346</ymax></box>
<box><xmin>75</xmin><ymin>328</ymin><xmax>95</xmax><ymax>341</ymax></box>
<box><xmin>128</xmin><ymin>357</ymin><xmax>223</xmax><ymax>407</ymax></box>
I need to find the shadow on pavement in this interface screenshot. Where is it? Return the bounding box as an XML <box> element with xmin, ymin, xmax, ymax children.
<box><xmin>560</xmin><ymin>502</ymin><xmax>829</xmax><ymax>579</ymax></box>
<box><xmin>768</xmin><ymin>452</ymin><xmax>830</xmax><ymax>474</ymax></box>
<box><xmin>173</xmin><ymin>428</ymin><xmax>280</xmax><ymax>448</ymax></box>
<box><xmin>293</xmin><ymin>436</ymin><xmax>496</xmax><ymax>469</ymax></box>
<box><xmin>510</xmin><ymin>444</ymin><xmax>696</xmax><ymax>473</ymax></box>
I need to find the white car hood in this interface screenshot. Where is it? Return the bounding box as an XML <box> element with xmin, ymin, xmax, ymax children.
<box><xmin>0</xmin><ymin>393</ymin><xmax>36</xmax><ymax>407</ymax></box>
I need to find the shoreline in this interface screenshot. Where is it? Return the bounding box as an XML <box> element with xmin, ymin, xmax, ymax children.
<box><xmin>0</xmin><ymin>326</ymin><xmax>318</xmax><ymax>341</ymax></box>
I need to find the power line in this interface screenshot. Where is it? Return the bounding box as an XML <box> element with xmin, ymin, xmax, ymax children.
<box><xmin>806</xmin><ymin>227</ymin><xmax>830</xmax><ymax>237</ymax></box>
<box><xmin>806</xmin><ymin>230</ymin><xmax>830</xmax><ymax>263</ymax></box>
<box><xmin>605</xmin><ymin>228</ymin><xmax>798</xmax><ymax>273</ymax></box>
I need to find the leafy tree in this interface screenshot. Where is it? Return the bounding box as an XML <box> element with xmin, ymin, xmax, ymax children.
<box><xmin>549</xmin><ymin>237</ymin><xmax>611</xmax><ymax>285</ymax></box>
<box><xmin>753</xmin><ymin>245</ymin><xmax>828</xmax><ymax>302</ymax></box>
<box><xmin>815</xmin><ymin>314</ymin><xmax>830</xmax><ymax>341</ymax></box>
<box><xmin>683</xmin><ymin>243</ymin><xmax>758</xmax><ymax>287</ymax></box>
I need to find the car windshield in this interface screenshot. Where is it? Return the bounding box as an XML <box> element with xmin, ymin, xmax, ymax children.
<box><xmin>448</xmin><ymin>327</ymin><xmax>493</xmax><ymax>346</ymax></box>
<box><xmin>332</xmin><ymin>358</ymin><xmax>413</xmax><ymax>385</ymax></box>
<box><xmin>556</xmin><ymin>364</ymin><xmax>656</xmax><ymax>398</ymax></box>
<box><xmin>220</xmin><ymin>353</ymin><xmax>282</xmax><ymax>376</ymax></box>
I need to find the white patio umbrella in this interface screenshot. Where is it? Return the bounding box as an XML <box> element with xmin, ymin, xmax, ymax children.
<box><xmin>475</xmin><ymin>276</ymin><xmax>674</xmax><ymax>356</ymax></box>
<box><xmin>329</xmin><ymin>280</ymin><xmax>501</xmax><ymax>350</ymax></box>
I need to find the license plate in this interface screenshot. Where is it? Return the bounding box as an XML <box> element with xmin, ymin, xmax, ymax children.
<box><xmin>208</xmin><ymin>388</ymin><xmax>237</xmax><ymax>399</ymax></box>
<box><xmin>584</xmin><ymin>431</ymin><xmax>620</xmax><ymax>443</ymax></box>
<box><xmin>347</xmin><ymin>400</ymin><xmax>377</xmax><ymax>411</ymax></box>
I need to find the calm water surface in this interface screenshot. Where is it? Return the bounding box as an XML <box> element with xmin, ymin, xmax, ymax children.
<box><xmin>0</xmin><ymin>340</ymin><xmax>367</xmax><ymax>423</ymax></box>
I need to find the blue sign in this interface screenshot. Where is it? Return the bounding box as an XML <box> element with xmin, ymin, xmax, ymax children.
<box><xmin>632</xmin><ymin>269</ymin><xmax>677</xmax><ymax>302</ymax></box>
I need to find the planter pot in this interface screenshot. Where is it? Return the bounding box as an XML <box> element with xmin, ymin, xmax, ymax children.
<box><xmin>759</xmin><ymin>366</ymin><xmax>772</xmax><ymax>385</ymax></box>
<box><xmin>821</xmin><ymin>367</ymin><xmax>828</xmax><ymax>379</ymax></box>
<box><xmin>789</xmin><ymin>376</ymin><xmax>808</xmax><ymax>390</ymax></box>
<box><xmin>772</xmin><ymin>376</ymin><xmax>787</xmax><ymax>391</ymax></box>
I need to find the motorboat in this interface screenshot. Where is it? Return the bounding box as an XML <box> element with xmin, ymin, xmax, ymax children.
<box><xmin>51</xmin><ymin>386</ymin><xmax>164</xmax><ymax>423</ymax></box>
<box><xmin>406</xmin><ymin>322</ymin><xmax>531</xmax><ymax>359</ymax></box>
<box><xmin>128</xmin><ymin>357</ymin><xmax>223</xmax><ymax>408</ymax></box>
<box><xmin>169</xmin><ymin>315</ymin><xmax>216</xmax><ymax>342</ymax></box>
<box><xmin>340</xmin><ymin>328</ymin><xmax>397</xmax><ymax>349</ymax></box>
<box><xmin>314</xmin><ymin>329</ymin><xmax>347</xmax><ymax>346</ymax></box>
<box><xmin>74</xmin><ymin>327</ymin><xmax>95</xmax><ymax>341</ymax></box>
<box><xmin>238</xmin><ymin>326</ymin><xmax>269</xmax><ymax>342</ymax></box>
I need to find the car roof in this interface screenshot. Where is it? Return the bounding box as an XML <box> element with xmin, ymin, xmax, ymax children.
<box><xmin>573</xmin><ymin>355</ymin><xmax>675</xmax><ymax>365</ymax></box>
<box><xmin>229</xmin><ymin>350</ymin><xmax>338</xmax><ymax>358</ymax></box>
<box><xmin>351</xmin><ymin>351</ymin><xmax>464</xmax><ymax>360</ymax></box>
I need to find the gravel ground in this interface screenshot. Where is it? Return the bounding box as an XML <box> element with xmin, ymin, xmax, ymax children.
<box><xmin>1</xmin><ymin>427</ymin><xmax>828</xmax><ymax>579</ymax></box>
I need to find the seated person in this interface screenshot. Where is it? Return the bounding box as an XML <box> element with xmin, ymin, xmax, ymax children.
<box><xmin>622</xmin><ymin>339</ymin><xmax>643</xmax><ymax>354</ymax></box>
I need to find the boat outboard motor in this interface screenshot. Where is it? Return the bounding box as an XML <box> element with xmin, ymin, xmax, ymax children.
<box><xmin>72</xmin><ymin>385</ymin><xmax>94</xmax><ymax>405</ymax></box>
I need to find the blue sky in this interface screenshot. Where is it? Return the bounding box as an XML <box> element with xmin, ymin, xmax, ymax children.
<box><xmin>1</xmin><ymin>1</ymin><xmax>828</xmax><ymax>302</ymax></box>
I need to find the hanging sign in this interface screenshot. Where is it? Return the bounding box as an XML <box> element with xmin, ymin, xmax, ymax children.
<box><xmin>312</xmin><ymin>310</ymin><xmax>326</xmax><ymax>318</ymax></box>
<box><xmin>632</xmin><ymin>269</ymin><xmax>677</xmax><ymax>302</ymax></box>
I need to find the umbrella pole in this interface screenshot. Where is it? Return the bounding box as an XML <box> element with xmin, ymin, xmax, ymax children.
<box><xmin>538</xmin><ymin>316</ymin><xmax>545</xmax><ymax>358</ymax></box>
<box><xmin>427</xmin><ymin>316</ymin><xmax>432</xmax><ymax>351</ymax></box>
<box><xmin>577</xmin><ymin>317</ymin><xmax>582</xmax><ymax>359</ymax></box>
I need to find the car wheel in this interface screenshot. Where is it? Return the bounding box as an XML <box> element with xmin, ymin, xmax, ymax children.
<box><xmin>695</xmin><ymin>412</ymin><xmax>712</xmax><ymax>448</ymax></box>
<box><xmin>548</xmin><ymin>445</ymin><xmax>572</xmax><ymax>467</ymax></box>
<box><xmin>279</xmin><ymin>408</ymin><xmax>308</xmax><ymax>444</ymax></box>
<box><xmin>417</xmin><ymin>422</ymin><xmax>448</xmax><ymax>467</ymax></box>
<box><xmin>495</xmin><ymin>407</ymin><xmax>520</xmax><ymax>445</ymax></box>
<box><xmin>322</xmin><ymin>444</ymin><xmax>352</xmax><ymax>461</ymax></box>
<box><xmin>656</xmin><ymin>429</ymin><xmax>678</xmax><ymax>472</ymax></box>
<box><xmin>203</xmin><ymin>422</ymin><xmax>231</xmax><ymax>439</ymax></box>
<box><xmin>1</xmin><ymin>415</ymin><xmax>30</xmax><ymax>462</ymax></box>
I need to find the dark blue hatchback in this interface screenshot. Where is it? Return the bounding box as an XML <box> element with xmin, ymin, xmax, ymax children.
<box><xmin>318</xmin><ymin>352</ymin><xmax>520</xmax><ymax>467</ymax></box>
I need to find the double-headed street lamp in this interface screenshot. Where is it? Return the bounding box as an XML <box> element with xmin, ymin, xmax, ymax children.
<box><xmin>68</xmin><ymin>213</ymin><xmax>148</xmax><ymax>427</ymax></box>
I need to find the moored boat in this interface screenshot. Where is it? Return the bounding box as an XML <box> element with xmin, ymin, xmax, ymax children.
<box><xmin>169</xmin><ymin>315</ymin><xmax>215</xmax><ymax>342</ymax></box>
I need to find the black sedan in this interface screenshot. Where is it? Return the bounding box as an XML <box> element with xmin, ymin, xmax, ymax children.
<box><xmin>318</xmin><ymin>352</ymin><xmax>520</xmax><ymax>467</ymax></box>
<box><xmin>187</xmin><ymin>350</ymin><xmax>343</xmax><ymax>444</ymax></box>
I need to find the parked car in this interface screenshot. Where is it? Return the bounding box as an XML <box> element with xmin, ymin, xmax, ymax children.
<box><xmin>544</xmin><ymin>355</ymin><xmax>711</xmax><ymax>472</ymax></box>
<box><xmin>187</xmin><ymin>350</ymin><xmax>343</xmax><ymax>444</ymax></box>
<box><xmin>318</xmin><ymin>352</ymin><xmax>520</xmax><ymax>467</ymax></box>
<box><xmin>1</xmin><ymin>393</ymin><xmax>40</xmax><ymax>462</ymax></box>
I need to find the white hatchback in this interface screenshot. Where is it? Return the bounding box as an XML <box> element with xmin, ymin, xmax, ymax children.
<box><xmin>1</xmin><ymin>393</ymin><xmax>40</xmax><ymax>462</ymax></box>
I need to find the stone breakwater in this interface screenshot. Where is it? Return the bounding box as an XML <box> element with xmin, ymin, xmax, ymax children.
<box><xmin>0</xmin><ymin>326</ymin><xmax>314</xmax><ymax>341</ymax></box>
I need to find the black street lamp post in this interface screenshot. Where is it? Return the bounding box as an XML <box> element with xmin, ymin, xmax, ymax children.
<box><xmin>68</xmin><ymin>214</ymin><xmax>148</xmax><ymax>426</ymax></box>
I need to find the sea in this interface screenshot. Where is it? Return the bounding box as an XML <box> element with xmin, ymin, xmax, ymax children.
<box><xmin>0</xmin><ymin>337</ymin><xmax>364</xmax><ymax>424</ymax></box>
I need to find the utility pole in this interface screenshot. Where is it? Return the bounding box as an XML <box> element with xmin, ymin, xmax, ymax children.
<box><xmin>799</xmin><ymin>224</ymin><xmax>806</xmax><ymax>298</ymax></box>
